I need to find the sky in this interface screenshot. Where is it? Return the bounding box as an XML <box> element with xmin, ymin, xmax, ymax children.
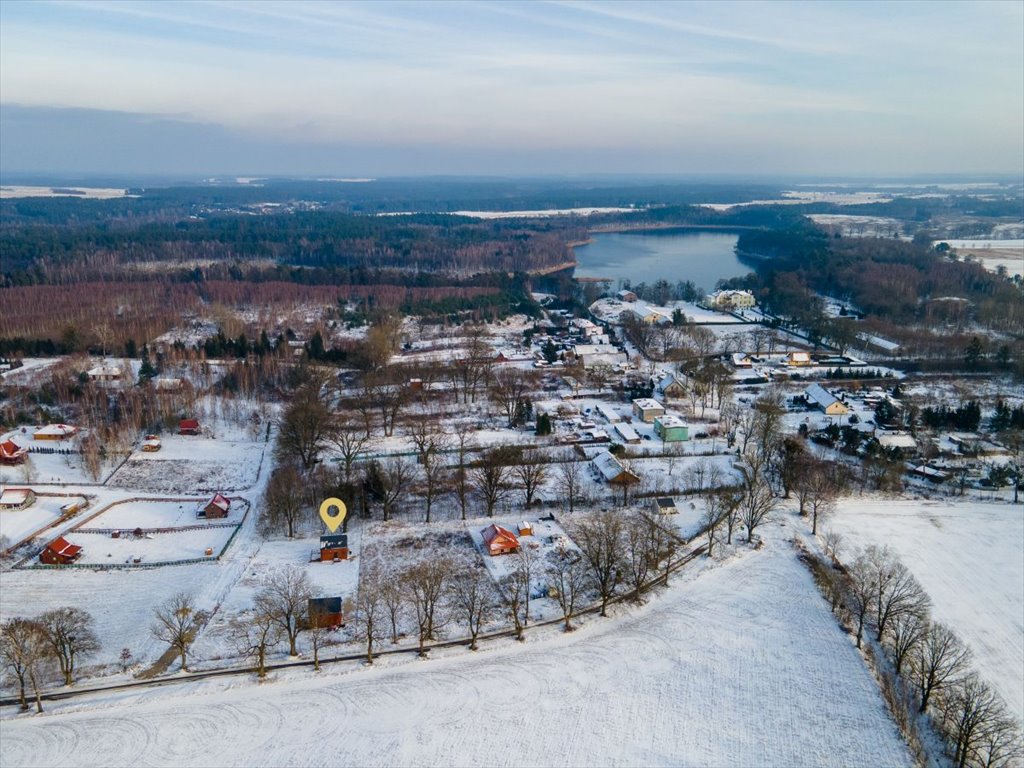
<box><xmin>1</xmin><ymin>0</ymin><xmax>1022</xmax><ymax>178</ymax></box>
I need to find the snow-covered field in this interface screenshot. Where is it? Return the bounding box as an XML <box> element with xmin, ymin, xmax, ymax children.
<box><xmin>107</xmin><ymin>438</ymin><xmax>265</xmax><ymax>492</ymax></box>
<box><xmin>0</xmin><ymin>533</ymin><xmax>910</xmax><ymax>768</ymax></box>
<box><xmin>71</xmin><ymin>527</ymin><xmax>236</xmax><ymax>566</ymax></box>
<box><xmin>77</xmin><ymin>499</ymin><xmax>232</xmax><ymax>530</ymax></box>
<box><xmin>828</xmin><ymin>498</ymin><xmax>1024</xmax><ymax>722</ymax></box>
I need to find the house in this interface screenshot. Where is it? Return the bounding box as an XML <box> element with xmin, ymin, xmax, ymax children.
<box><xmin>786</xmin><ymin>351</ymin><xmax>813</xmax><ymax>367</ymax></box>
<box><xmin>0</xmin><ymin>487</ymin><xmax>35</xmax><ymax>510</ymax></box>
<box><xmin>178</xmin><ymin>419</ymin><xmax>201</xmax><ymax>436</ymax></box>
<box><xmin>804</xmin><ymin>384</ymin><xmax>849</xmax><ymax>416</ymax></box>
<box><xmin>39</xmin><ymin>536</ymin><xmax>83</xmax><ymax>565</ymax></box>
<box><xmin>200</xmin><ymin>493</ymin><xmax>231</xmax><ymax>519</ymax></box>
<box><xmin>34</xmin><ymin>424</ymin><xmax>77</xmax><ymax>440</ymax></box>
<box><xmin>632</xmin><ymin>398</ymin><xmax>665</xmax><ymax>423</ymax></box>
<box><xmin>627</xmin><ymin>306</ymin><xmax>670</xmax><ymax>325</ymax></box>
<box><xmin>0</xmin><ymin>439</ymin><xmax>28</xmax><ymax>465</ymax></box>
<box><xmin>142</xmin><ymin>435</ymin><xmax>161</xmax><ymax>452</ymax></box>
<box><xmin>617</xmin><ymin>289</ymin><xmax>638</xmax><ymax>302</ymax></box>
<box><xmin>571</xmin><ymin>318</ymin><xmax>601</xmax><ymax>337</ymax></box>
<box><xmin>659</xmin><ymin>374</ymin><xmax>687</xmax><ymax>399</ymax></box>
<box><xmin>876</xmin><ymin>432</ymin><xmax>918</xmax><ymax>453</ymax></box>
<box><xmin>652</xmin><ymin>497</ymin><xmax>678</xmax><ymax>515</ymax></box>
<box><xmin>654</xmin><ymin>414</ymin><xmax>689</xmax><ymax>442</ymax></box>
<box><xmin>708</xmin><ymin>289</ymin><xmax>756</xmax><ymax>310</ymax></box>
<box><xmin>731</xmin><ymin>352</ymin><xmax>754</xmax><ymax>368</ymax></box>
<box><xmin>596</xmin><ymin>404</ymin><xmax>621</xmax><ymax>424</ymax></box>
<box><xmin>320</xmin><ymin>533</ymin><xmax>349</xmax><ymax>561</ymax></box>
<box><xmin>154</xmin><ymin>378</ymin><xmax>184</xmax><ymax>394</ymax></box>
<box><xmin>613</xmin><ymin>422</ymin><xmax>641</xmax><ymax>444</ymax></box>
<box><xmin>592</xmin><ymin>450</ymin><xmax>641</xmax><ymax>487</ymax></box>
<box><xmin>481</xmin><ymin>524</ymin><xmax>520</xmax><ymax>556</ymax></box>
<box><xmin>307</xmin><ymin>597</ymin><xmax>344</xmax><ymax>628</ymax></box>
<box><xmin>518</xmin><ymin>521</ymin><xmax>534</xmax><ymax>536</ymax></box>
<box><xmin>87</xmin><ymin>364</ymin><xmax>124</xmax><ymax>382</ymax></box>
<box><xmin>573</xmin><ymin>344</ymin><xmax>628</xmax><ymax>369</ymax></box>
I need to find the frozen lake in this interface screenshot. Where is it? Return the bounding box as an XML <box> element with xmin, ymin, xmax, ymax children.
<box><xmin>573</xmin><ymin>229</ymin><xmax>750</xmax><ymax>291</ymax></box>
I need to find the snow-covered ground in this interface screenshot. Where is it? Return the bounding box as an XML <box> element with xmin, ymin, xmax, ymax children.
<box><xmin>0</xmin><ymin>186</ymin><xmax>130</xmax><ymax>199</ymax></box>
<box><xmin>0</xmin><ymin>531</ymin><xmax>910</xmax><ymax>768</ymax></box>
<box><xmin>77</xmin><ymin>499</ymin><xmax>235</xmax><ymax>530</ymax></box>
<box><xmin>0</xmin><ymin>495</ymin><xmax>88</xmax><ymax>548</ymax></box>
<box><xmin>828</xmin><ymin>498</ymin><xmax>1024</xmax><ymax>723</ymax></box>
<box><xmin>71</xmin><ymin>527</ymin><xmax>236</xmax><ymax>566</ymax></box>
<box><xmin>107</xmin><ymin>437</ymin><xmax>265</xmax><ymax>493</ymax></box>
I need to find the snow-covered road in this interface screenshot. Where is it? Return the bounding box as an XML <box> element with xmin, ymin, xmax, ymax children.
<box><xmin>0</xmin><ymin>532</ymin><xmax>910</xmax><ymax>768</ymax></box>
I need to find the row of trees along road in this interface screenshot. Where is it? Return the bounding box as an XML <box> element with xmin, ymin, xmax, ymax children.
<box><xmin>808</xmin><ymin>544</ymin><xmax>1022</xmax><ymax>768</ymax></box>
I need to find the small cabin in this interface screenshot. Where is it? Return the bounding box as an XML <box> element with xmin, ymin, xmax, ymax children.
<box><xmin>200</xmin><ymin>493</ymin><xmax>231</xmax><ymax>519</ymax></box>
<box><xmin>307</xmin><ymin>596</ymin><xmax>343</xmax><ymax>628</ymax></box>
<box><xmin>481</xmin><ymin>524</ymin><xmax>520</xmax><ymax>556</ymax></box>
<box><xmin>40</xmin><ymin>536</ymin><xmax>83</xmax><ymax>565</ymax></box>
<box><xmin>178</xmin><ymin>419</ymin><xmax>201</xmax><ymax>436</ymax></box>
<box><xmin>0</xmin><ymin>439</ymin><xmax>28</xmax><ymax>465</ymax></box>
<box><xmin>320</xmin><ymin>533</ymin><xmax>349</xmax><ymax>561</ymax></box>
<box><xmin>652</xmin><ymin>497</ymin><xmax>678</xmax><ymax>515</ymax></box>
<box><xmin>518</xmin><ymin>521</ymin><xmax>534</xmax><ymax>536</ymax></box>
<box><xmin>617</xmin><ymin>289</ymin><xmax>638</xmax><ymax>303</ymax></box>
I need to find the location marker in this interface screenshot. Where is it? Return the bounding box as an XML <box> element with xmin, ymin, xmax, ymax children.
<box><xmin>319</xmin><ymin>497</ymin><xmax>347</xmax><ymax>533</ymax></box>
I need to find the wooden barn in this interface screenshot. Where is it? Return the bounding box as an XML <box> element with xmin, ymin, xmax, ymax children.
<box><xmin>319</xmin><ymin>533</ymin><xmax>349</xmax><ymax>561</ymax></box>
<box><xmin>39</xmin><ymin>536</ymin><xmax>83</xmax><ymax>565</ymax></box>
<box><xmin>307</xmin><ymin>596</ymin><xmax>343</xmax><ymax>628</ymax></box>
<box><xmin>481</xmin><ymin>524</ymin><xmax>520</xmax><ymax>556</ymax></box>
<box><xmin>178</xmin><ymin>419</ymin><xmax>202</xmax><ymax>436</ymax></box>
<box><xmin>0</xmin><ymin>439</ymin><xmax>28</xmax><ymax>465</ymax></box>
<box><xmin>200</xmin><ymin>493</ymin><xmax>231</xmax><ymax>519</ymax></box>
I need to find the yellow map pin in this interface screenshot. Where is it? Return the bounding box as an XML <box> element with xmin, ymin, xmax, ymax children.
<box><xmin>319</xmin><ymin>498</ymin><xmax>347</xmax><ymax>533</ymax></box>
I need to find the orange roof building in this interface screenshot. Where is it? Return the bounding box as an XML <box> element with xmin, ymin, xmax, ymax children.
<box><xmin>0</xmin><ymin>439</ymin><xmax>27</xmax><ymax>465</ymax></box>
<box><xmin>481</xmin><ymin>524</ymin><xmax>520</xmax><ymax>556</ymax></box>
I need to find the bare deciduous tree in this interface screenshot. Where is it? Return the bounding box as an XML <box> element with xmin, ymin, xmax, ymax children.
<box><xmin>567</xmin><ymin>510</ymin><xmax>624</xmax><ymax>617</ymax></box>
<box><xmin>381</xmin><ymin>573</ymin><xmax>407</xmax><ymax>645</ymax></box>
<box><xmin>351</xmin><ymin>566</ymin><xmax>387</xmax><ymax>664</ymax></box>
<box><xmin>151</xmin><ymin>593</ymin><xmax>206</xmax><ymax>672</ymax></box>
<box><xmin>940</xmin><ymin>672</ymin><xmax>1011</xmax><ymax>768</ymax></box>
<box><xmin>489</xmin><ymin>367</ymin><xmax>535</xmax><ymax>427</ymax></box>
<box><xmin>869</xmin><ymin>547</ymin><xmax>928</xmax><ymax>642</ymax></box>
<box><xmin>470</xmin><ymin>447</ymin><xmax>515</xmax><ymax>517</ymax></box>
<box><xmin>449</xmin><ymin>562</ymin><xmax>498</xmax><ymax>650</ymax></box>
<box><xmin>738</xmin><ymin>461</ymin><xmax>776</xmax><ymax>544</ymax></box>
<box><xmin>276</xmin><ymin>379</ymin><xmax>333</xmax><ymax>469</ymax></box>
<box><xmin>230</xmin><ymin>607</ymin><xmax>281</xmax><ymax>680</ymax></box>
<box><xmin>555</xmin><ymin>450</ymin><xmax>584</xmax><ymax>514</ymax></box>
<box><xmin>409</xmin><ymin>418</ymin><xmax>451</xmax><ymax>524</ymax></box>
<box><xmin>0</xmin><ymin>617</ymin><xmax>49</xmax><ymax>712</ymax></box>
<box><xmin>886</xmin><ymin>609</ymin><xmax>929</xmax><ymax>677</ymax></box>
<box><xmin>255</xmin><ymin>567</ymin><xmax>314</xmax><ymax>657</ymax></box>
<box><xmin>263</xmin><ymin>464</ymin><xmax>306</xmax><ymax>538</ymax></box>
<box><xmin>846</xmin><ymin>550</ymin><xmax>879</xmax><ymax>649</ymax></box>
<box><xmin>546</xmin><ymin>551</ymin><xmax>589</xmax><ymax>631</ymax></box>
<box><xmin>912</xmin><ymin>621</ymin><xmax>971</xmax><ymax>713</ymax></box>
<box><xmin>39</xmin><ymin>606</ymin><xmax>100</xmax><ymax>686</ymax></box>
<box><xmin>327</xmin><ymin>416</ymin><xmax>369</xmax><ymax>486</ymax></box>
<box><xmin>367</xmin><ymin>457</ymin><xmax>414</xmax><ymax>522</ymax></box>
<box><xmin>513</xmin><ymin>450</ymin><xmax>548</xmax><ymax>510</ymax></box>
<box><xmin>496</xmin><ymin>567</ymin><xmax>529</xmax><ymax>641</ymax></box>
<box><xmin>403</xmin><ymin>557</ymin><xmax>453</xmax><ymax>656</ymax></box>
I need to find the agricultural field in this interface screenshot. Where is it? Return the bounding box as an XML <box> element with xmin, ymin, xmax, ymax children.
<box><xmin>828</xmin><ymin>498</ymin><xmax>1024</xmax><ymax>723</ymax></box>
<box><xmin>107</xmin><ymin>436</ymin><xmax>266</xmax><ymax>493</ymax></box>
<box><xmin>0</xmin><ymin>533</ymin><xmax>911</xmax><ymax>768</ymax></box>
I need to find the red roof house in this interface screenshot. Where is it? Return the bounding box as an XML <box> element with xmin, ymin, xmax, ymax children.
<box><xmin>39</xmin><ymin>536</ymin><xmax>83</xmax><ymax>565</ymax></box>
<box><xmin>0</xmin><ymin>439</ymin><xmax>27</xmax><ymax>465</ymax></box>
<box><xmin>178</xmin><ymin>419</ymin><xmax>201</xmax><ymax>436</ymax></box>
<box><xmin>201</xmin><ymin>493</ymin><xmax>231</xmax><ymax>519</ymax></box>
<box><xmin>481</xmin><ymin>524</ymin><xmax>520</xmax><ymax>556</ymax></box>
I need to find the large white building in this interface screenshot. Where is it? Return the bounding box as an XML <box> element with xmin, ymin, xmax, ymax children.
<box><xmin>708</xmin><ymin>290</ymin><xmax>756</xmax><ymax>310</ymax></box>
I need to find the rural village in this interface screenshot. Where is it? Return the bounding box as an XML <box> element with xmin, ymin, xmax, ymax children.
<box><xmin>1</xmin><ymin>274</ymin><xmax>1021</xmax><ymax>768</ymax></box>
